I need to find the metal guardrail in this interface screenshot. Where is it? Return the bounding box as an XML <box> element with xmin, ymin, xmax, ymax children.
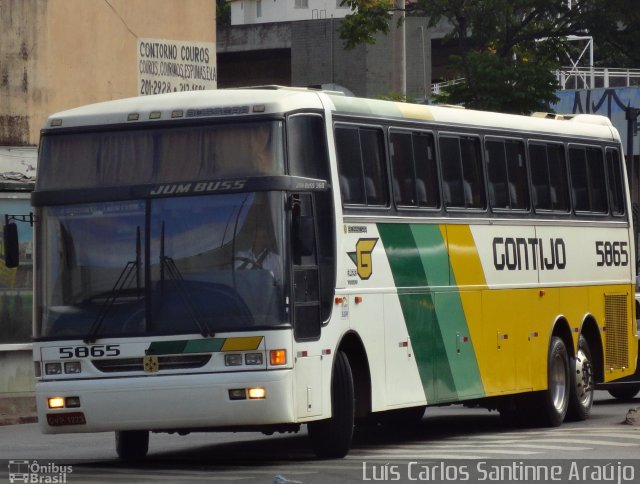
<box><xmin>431</xmin><ymin>68</ymin><xmax>640</xmax><ymax>94</ymax></box>
<box><xmin>556</xmin><ymin>68</ymin><xmax>640</xmax><ymax>90</ymax></box>
<box><xmin>431</xmin><ymin>78</ymin><xmax>465</xmax><ymax>94</ymax></box>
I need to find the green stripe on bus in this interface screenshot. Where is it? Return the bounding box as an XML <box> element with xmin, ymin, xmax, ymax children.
<box><xmin>147</xmin><ymin>338</ymin><xmax>225</xmax><ymax>355</ymax></box>
<box><xmin>378</xmin><ymin>223</ymin><xmax>484</xmax><ymax>403</ymax></box>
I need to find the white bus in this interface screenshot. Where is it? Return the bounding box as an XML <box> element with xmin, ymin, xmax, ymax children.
<box><xmin>14</xmin><ymin>87</ymin><xmax>637</xmax><ymax>459</ymax></box>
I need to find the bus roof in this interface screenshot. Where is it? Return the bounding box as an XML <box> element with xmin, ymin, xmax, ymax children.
<box><xmin>324</xmin><ymin>93</ymin><xmax>619</xmax><ymax>142</ymax></box>
<box><xmin>44</xmin><ymin>87</ymin><xmax>619</xmax><ymax>142</ymax></box>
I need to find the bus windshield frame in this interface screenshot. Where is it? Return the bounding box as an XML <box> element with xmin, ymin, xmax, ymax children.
<box><xmin>35</xmin><ymin>191</ymin><xmax>289</xmax><ymax>341</ymax></box>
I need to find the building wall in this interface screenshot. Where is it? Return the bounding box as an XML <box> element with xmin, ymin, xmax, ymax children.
<box><xmin>0</xmin><ymin>0</ymin><xmax>216</xmax><ymax>146</ymax></box>
<box><xmin>0</xmin><ymin>0</ymin><xmax>216</xmax><ymax>406</ymax></box>
<box><xmin>291</xmin><ymin>18</ymin><xmax>431</xmax><ymax>99</ymax></box>
<box><xmin>0</xmin><ymin>1</ymin><xmax>45</xmax><ymax>146</ymax></box>
<box><xmin>230</xmin><ymin>0</ymin><xmax>352</xmax><ymax>26</ymax></box>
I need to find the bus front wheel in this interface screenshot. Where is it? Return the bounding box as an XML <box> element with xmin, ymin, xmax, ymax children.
<box><xmin>115</xmin><ymin>430</ymin><xmax>149</xmax><ymax>460</ymax></box>
<box><xmin>307</xmin><ymin>350</ymin><xmax>354</xmax><ymax>458</ymax></box>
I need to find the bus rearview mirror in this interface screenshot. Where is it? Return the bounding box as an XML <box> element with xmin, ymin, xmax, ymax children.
<box><xmin>3</xmin><ymin>222</ymin><xmax>19</xmax><ymax>268</ymax></box>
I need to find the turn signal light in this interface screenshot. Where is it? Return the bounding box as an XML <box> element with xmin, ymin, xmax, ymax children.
<box><xmin>270</xmin><ymin>349</ymin><xmax>286</xmax><ymax>365</ymax></box>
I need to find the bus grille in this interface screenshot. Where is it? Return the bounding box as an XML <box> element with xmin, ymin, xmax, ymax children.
<box><xmin>604</xmin><ymin>293</ymin><xmax>629</xmax><ymax>370</ymax></box>
<box><xmin>92</xmin><ymin>355</ymin><xmax>212</xmax><ymax>373</ymax></box>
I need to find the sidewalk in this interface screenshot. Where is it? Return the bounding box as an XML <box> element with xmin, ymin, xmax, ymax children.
<box><xmin>0</xmin><ymin>395</ymin><xmax>37</xmax><ymax>425</ymax></box>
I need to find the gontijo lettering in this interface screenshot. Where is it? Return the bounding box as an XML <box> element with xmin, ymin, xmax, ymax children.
<box><xmin>492</xmin><ymin>237</ymin><xmax>566</xmax><ymax>271</ymax></box>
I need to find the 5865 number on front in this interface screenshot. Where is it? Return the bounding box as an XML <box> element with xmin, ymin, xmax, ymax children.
<box><xmin>59</xmin><ymin>345</ymin><xmax>121</xmax><ymax>359</ymax></box>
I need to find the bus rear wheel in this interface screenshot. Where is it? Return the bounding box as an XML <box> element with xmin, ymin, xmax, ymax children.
<box><xmin>537</xmin><ymin>336</ymin><xmax>570</xmax><ymax>427</ymax></box>
<box><xmin>307</xmin><ymin>350</ymin><xmax>354</xmax><ymax>458</ymax></box>
<box><xmin>115</xmin><ymin>430</ymin><xmax>149</xmax><ymax>460</ymax></box>
<box><xmin>566</xmin><ymin>335</ymin><xmax>593</xmax><ymax>421</ymax></box>
<box><xmin>608</xmin><ymin>385</ymin><xmax>640</xmax><ymax>400</ymax></box>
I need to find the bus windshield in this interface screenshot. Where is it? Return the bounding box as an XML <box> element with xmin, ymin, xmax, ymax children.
<box><xmin>37</xmin><ymin>192</ymin><xmax>287</xmax><ymax>339</ymax></box>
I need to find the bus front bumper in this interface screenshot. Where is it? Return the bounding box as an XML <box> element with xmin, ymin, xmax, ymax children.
<box><xmin>36</xmin><ymin>369</ymin><xmax>295</xmax><ymax>433</ymax></box>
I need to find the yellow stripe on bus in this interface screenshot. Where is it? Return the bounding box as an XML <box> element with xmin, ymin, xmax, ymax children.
<box><xmin>444</xmin><ymin>224</ymin><xmax>487</xmax><ymax>288</ymax></box>
<box><xmin>396</xmin><ymin>103</ymin><xmax>435</xmax><ymax>121</ymax></box>
<box><xmin>221</xmin><ymin>336</ymin><xmax>264</xmax><ymax>351</ymax></box>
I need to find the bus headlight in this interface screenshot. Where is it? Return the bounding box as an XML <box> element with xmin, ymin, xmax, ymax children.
<box><xmin>245</xmin><ymin>353</ymin><xmax>263</xmax><ymax>365</ymax></box>
<box><xmin>45</xmin><ymin>363</ymin><xmax>62</xmax><ymax>375</ymax></box>
<box><xmin>64</xmin><ymin>362</ymin><xmax>82</xmax><ymax>374</ymax></box>
<box><xmin>224</xmin><ymin>354</ymin><xmax>243</xmax><ymax>366</ymax></box>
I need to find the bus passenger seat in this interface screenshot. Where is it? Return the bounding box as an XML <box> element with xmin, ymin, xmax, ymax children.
<box><xmin>339</xmin><ymin>174</ymin><xmax>351</xmax><ymax>202</ymax></box>
<box><xmin>508</xmin><ymin>183</ymin><xmax>519</xmax><ymax>208</ymax></box>
<box><xmin>463</xmin><ymin>180</ymin><xmax>473</xmax><ymax>206</ymax></box>
<box><xmin>533</xmin><ymin>184</ymin><xmax>550</xmax><ymax>208</ymax></box>
<box><xmin>365</xmin><ymin>177</ymin><xmax>378</xmax><ymax>204</ymax></box>
<box><xmin>415</xmin><ymin>179</ymin><xmax>428</xmax><ymax>205</ymax></box>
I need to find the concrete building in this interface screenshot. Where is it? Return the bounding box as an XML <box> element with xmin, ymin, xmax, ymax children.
<box><xmin>0</xmin><ymin>0</ymin><xmax>216</xmax><ymax>423</ymax></box>
<box><xmin>218</xmin><ymin>17</ymin><xmax>432</xmax><ymax>100</ymax></box>
<box><xmin>229</xmin><ymin>0</ymin><xmax>352</xmax><ymax>25</ymax></box>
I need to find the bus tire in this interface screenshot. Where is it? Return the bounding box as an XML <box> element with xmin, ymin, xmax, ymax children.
<box><xmin>538</xmin><ymin>336</ymin><xmax>570</xmax><ymax>427</ymax></box>
<box><xmin>307</xmin><ymin>350</ymin><xmax>354</xmax><ymax>458</ymax></box>
<box><xmin>608</xmin><ymin>385</ymin><xmax>640</xmax><ymax>400</ymax></box>
<box><xmin>115</xmin><ymin>430</ymin><xmax>149</xmax><ymax>460</ymax></box>
<box><xmin>566</xmin><ymin>335</ymin><xmax>594</xmax><ymax>421</ymax></box>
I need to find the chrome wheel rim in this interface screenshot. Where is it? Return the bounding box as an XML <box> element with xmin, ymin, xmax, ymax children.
<box><xmin>575</xmin><ymin>348</ymin><xmax>593</xmax><ymax>407</ymax></box>
<box><xmin>550</xmin><ymin>352</ymin><xmax>568</xmax><ymax>411</ymax></box>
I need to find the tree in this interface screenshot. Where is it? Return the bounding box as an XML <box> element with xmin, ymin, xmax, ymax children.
<box><xmin>338</xmin><ymin>0</ymin><xmax>640</xmax><ymax>113</ymax></box>
<box><xmin>217</xmin><ymin>0</ymin><xmax>231</xmax><ymax>29</ymax></box>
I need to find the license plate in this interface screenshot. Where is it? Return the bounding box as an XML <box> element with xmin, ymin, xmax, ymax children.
<box><xmin>47</xmin><ymin>412</ymin><xmax>86</xmax><ymax>426</ymax></box>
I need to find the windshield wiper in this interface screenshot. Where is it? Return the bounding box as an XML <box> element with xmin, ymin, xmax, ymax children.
<box><xmin>160</xmin><ymin>221</ymin><xmax>213</xmax><ymax>338</ymax></box>
<box><xmin>84</xmin><ymin>226</ymin><xmax>142</xmax><ymax>343</ymax></box>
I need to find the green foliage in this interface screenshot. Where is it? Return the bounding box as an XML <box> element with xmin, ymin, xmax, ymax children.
<box><xmin>377</xmin><ymin>91</ymin><xmax>409</xmax><ymax>102</ymax></box>
<box><xmin>217</xmin><ymin>0</ymin><xmax>231</xmax><ymax>28</ymax></box>
<box><xmin>338</xmin><ymin>0</ymin><xmax>393</xmax><ymax>49</ymax></box>
<box><xmin>339</xmin><ymin>0</ymin><xmax>639</xmax><ymax>113</ymax></box>
<box><xmin>433</xmin><ymin>50</ymin><xmax>560</xmax><ymax>114</ymax></box>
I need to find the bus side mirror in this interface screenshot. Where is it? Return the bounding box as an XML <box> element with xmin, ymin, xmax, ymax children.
<box><xmin>3</xmin><ymin>222</ymin><xmax>19</xmax><ymax>268</ymax></box>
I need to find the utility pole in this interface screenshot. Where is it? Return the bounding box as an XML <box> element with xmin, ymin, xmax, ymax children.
<box><xmin>625</xmin><ymin>106</ymin><xmax>639</xmax><ymax>205</ymax></box>
<box><xmin>391</xmin><ymin>0</ymin><xmax>406</xmax><ymax>97</ymax></box>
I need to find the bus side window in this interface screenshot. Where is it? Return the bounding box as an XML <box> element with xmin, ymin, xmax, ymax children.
<box><xmin>586</xmin><ymin>147</ymin><xmax>608</xmax><ymax>213</ymax></box>
<box><xmin>413</xmin><ymin>132</ymin><xmax>439</xmax><ymax>208</ymax></box>
<box><xmin>486</xmin><ymin>138</ymin><xmax>529</xmax><ymax>211</ymax></box>
<box><xmin>335</xmin><ymin>125</ymin><xmax>387</xmax><ymax>207</ymax></box>
<box><xmin>360</xmin><ymin>128</ymin><xmax>388</xmax><ymax>206</ymax></box>
<box><xmin>390</xmin><ymin>131</ymin><xmax>415</xmax><ymax>206</ymax></box>
<box><xmin>606</xmin><ymin>148</ymin><xmax>625</xmax><ymax>216</ymax></box>
<box><xmin>569</xmin><ymin>145</ymin><xmax>608</xmax><ymax>213</ymax></box>
<box><xmin>335</xmin><ymin>126</ymin><xmax>365</xmax><ymax>204</ymax></box>
<box><xmin>287</xmin><ymin>114</ymin><xmax>330</xmax><ymax>180</ymax></box>
<box><xmin>546</xmin><ymin>144</ymin><xmax>570</xmax><ymax>211</ymax></box>
<box><xmin>460</xmin><ymin>137</ymin><xmax>485</xmax><ymax>208</ymax></box>
<box><xmin>440</xmin><ymin>135</ymin><xmax>484</xmax><ymax>209</ymax></box>
<box><xmin>530</xmin><ymin>142</ymin><xmax>569</xmax><ymax>212</ymax></box>
<box><xmin>439</xmin><ymin>136</ymin><xmax>465</xmax><ymax>207</ymax></box>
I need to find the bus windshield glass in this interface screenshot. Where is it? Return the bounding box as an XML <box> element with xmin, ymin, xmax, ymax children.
<box><xmin>37</xmin><ymin>121</ymin><xmax>284</xmax><ymax>189</ymax></box>
<box><xmin>37</xmin><ymin>192</ymin><xmax>287</xmax><ymax>339</ymax></box>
